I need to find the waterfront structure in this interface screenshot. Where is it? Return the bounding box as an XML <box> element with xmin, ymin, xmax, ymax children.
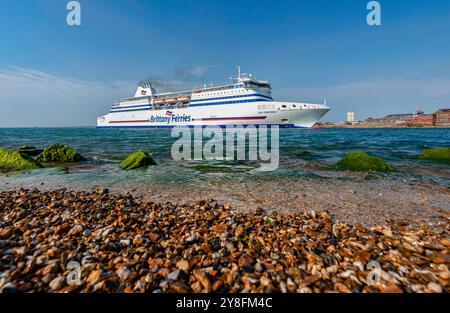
<box><xmin>346</xmin><ymin>112</ymin><xmax>355</xmax><ymax>123</ymax></box>
<box><xmin>435</xmin><ymin>109</ymin><xmax>450</xmax><ymax>126</ymax></box>
<box><xmin>315</xmin><ymin>108</ymin><xmax>450</xmax><ymax>128</ymax></box>
<box><xmin>359</xmin><ymin>113</ymin><xmax>414</xmax><ymax>127</ymax></box>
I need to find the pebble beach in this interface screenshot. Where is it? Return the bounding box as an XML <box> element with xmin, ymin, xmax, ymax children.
<box><xmin>0</xmin><ymin>188</ymin><xmax>448</xmax><ymax>293</ymax></box>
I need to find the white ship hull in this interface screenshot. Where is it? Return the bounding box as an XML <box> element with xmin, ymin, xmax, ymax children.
<box><xmin>97</xmin><ymin>101</ymin><xmax>329</xmax><ymax>128</ymax></box>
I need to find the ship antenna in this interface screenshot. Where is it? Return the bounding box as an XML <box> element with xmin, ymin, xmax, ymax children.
<box><xmin>237</xmin><ymin>65</ymin><xmax>241</xmax><ymax>80</ymax></box>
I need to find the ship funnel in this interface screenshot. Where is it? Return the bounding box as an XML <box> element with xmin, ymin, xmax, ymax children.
<box><xmin>135</xmin><ymin>82</ymin><xmax>156</xmax><ymax>97</ymax></box>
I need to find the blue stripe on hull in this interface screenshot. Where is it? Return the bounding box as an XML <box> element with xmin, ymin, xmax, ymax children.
<box><xmin>97</xmin><ymin>124</ymin><xmax>306</xmax><ymax>129</ymax></box>
<box><xmin>109</xmin><ymin>97</ymin><xmax>271</xmax><ymax>113</ymax></box>
<box><xmin>190</xmin><ymin>93</ymin><xmax>273</xmax><ymax>103</ymax></box>
<box><xmin>110</xmin><ymin>107</ymin><xmax>152</xmax><ymax>113</ymax></box>
<box><xmin>111</xmin><ymin>104</ymin><xmax>151</xmax><ymax>110</ymax></box>
<box><xmin>189</xmin><ymin>98</ymin><xmax>269</xmax><ymax>107</ymax></box>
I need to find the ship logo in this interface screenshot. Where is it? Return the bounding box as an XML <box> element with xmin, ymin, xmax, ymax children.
<box><xmin>166</xmin><ymin>111</ymin><xmax>173</xmax><ymax>116</ymax></box>
<box><xmin>141</xmin><ymin>90</ymin><xmax>147</xmax><ymax>96</ymax></box>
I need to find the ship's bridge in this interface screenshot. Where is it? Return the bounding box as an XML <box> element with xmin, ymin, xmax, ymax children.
<box><xmin>237</xmin><ymin>74</ymin><xmax>271</xmax><ymax>89</ymax></box>
<box><xmin>239</xmin><ymin>80</ymin><xmax>271</xmax><ymax>98</ymax></box>
<box><xmin>233</xmin><ymin>70</ymin><xmax>272</xmax><ymax>98</ymax></box>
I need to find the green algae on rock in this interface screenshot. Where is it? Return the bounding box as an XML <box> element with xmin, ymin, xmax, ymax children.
<box><xmin>293</xmin><ymin>149</ymin><xmax>316</xmax><ymax>160</ymax></box>
<box><xmin>119</xmin><ymin>150</ymin><xmax>156</xmax><ymax>170</ymax></box>
<box><xmin>336</xmin><ymin>151</ymin><xmax>395</xmax><ymax>172</ymax></box>
<box><xmin>0</xmin><ymin>149</ymin><xmax>43</xmax><ymax>172</ymax></box>
<box><xmin>16</xmin><ymin>145</ymin><xmax>43</xmax><ymax>157</ymax></box>
<box><xmin>418</xmin><ymin>147</ymin><xmax>450</xmax><ymax>165</ymax></box>
<box><xmin>36</xmin><ymin>143</ymin><xmax>85</xmax><ymax>163</ymax></box>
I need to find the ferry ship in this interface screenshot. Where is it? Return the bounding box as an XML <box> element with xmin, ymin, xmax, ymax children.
<box><xmin>97</xmin><ymin>67</ymin><xmax>330</xmax><ymax>128</ymax></box>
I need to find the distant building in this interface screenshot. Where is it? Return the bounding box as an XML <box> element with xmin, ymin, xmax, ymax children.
<box><xmin>407</xmin><ymin>113</ymin><xmax>435</xmax><ymax>127</ymax></box>
<box><xmin>414</xmin><ymin>108</ymin><xmax>425</xmax><ymax>115</ymax></box>
<box><xmin>346</xmin><ymin>112</ymin><xmax>355</xmax><ymax>123</ymax></box>
<box><xmin>315</xmin><ymin>108</ymin><xmax>449</xmax><ymax>128</ymax></box>
<box><xmin>435</xmin><ymin>109</ymin><xmax>450</xmax><ymax>126</ymax></box>
<box><xmin>360</xmin><ymin>113</ymin><xmax>413</xmax><ymax>127</ymax></box>
<box><xmin>359</xmin><ymin>108</ymin><xmax>449</xmax><ymax>127</ymax></box>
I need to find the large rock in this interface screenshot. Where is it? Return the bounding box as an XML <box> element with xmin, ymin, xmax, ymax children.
<box><xmin>418</xmin><ymin>147</ymin><xmax>450</xmax><ymax>165</ymax></box>
<box><xmin>37</xmin><ymin>143</ymin><xmax>85</xmax><ymax>163</ymax></box>
<box><xmin>119</xmin><ymin>150</ymin><xmax>156</xmax><ymax>170</ymax></box>
<box><xmin>336</xmin><ymin>151</ymin><xmax>395</xmax><ymax>172</ymax></box>
<box><xmin>0</xmin><ymin>148</ymin><xmax>43</xmax><ymax>171</ymax></box>
<box><xmin>16</xmin><ymin>145</ymin><xmax>43</xmax><ymax>157</ymax></box>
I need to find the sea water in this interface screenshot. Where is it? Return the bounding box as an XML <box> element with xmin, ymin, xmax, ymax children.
<box><xmin>0</xmin><ymin>127</ymin><xmax>449</xmax><ymax>197</ymax></box>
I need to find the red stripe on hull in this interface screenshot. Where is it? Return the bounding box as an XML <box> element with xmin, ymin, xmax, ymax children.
<box><xmin>109</xmin><ymin>116</ymin><xmax>267</xmax><ymax>124</ymax></box>
<box><xmin>193</xmin><ymin>116</ymin><xmax>266</xmax><ymax>121</ymax></box>
<box><xmin>109</xmin><ymin>120</ymin><xmax>149</xmax><ymax>124</ymax></box>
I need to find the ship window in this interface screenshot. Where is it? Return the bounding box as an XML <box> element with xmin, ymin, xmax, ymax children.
<box><xmin>282</xmin><ymin>105</ymin><xmax>287</xmax><ymax>108</ymax></box>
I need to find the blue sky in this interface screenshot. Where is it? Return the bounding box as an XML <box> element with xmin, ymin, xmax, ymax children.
<box><xmin>0</xmin><ymin>0</ymin><xmax>450</xmax><ymax>126</ymax></box>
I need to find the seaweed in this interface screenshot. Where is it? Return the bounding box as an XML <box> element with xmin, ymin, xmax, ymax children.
<box><xmin>335</xmin><ymin>151</ymin><xmax>395</xmax><ymax>172</ymax></box>
<box><xmin>119</xmin><ymin>150</ymin><xmax>156</xmax><ymax>170</ymax></box>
